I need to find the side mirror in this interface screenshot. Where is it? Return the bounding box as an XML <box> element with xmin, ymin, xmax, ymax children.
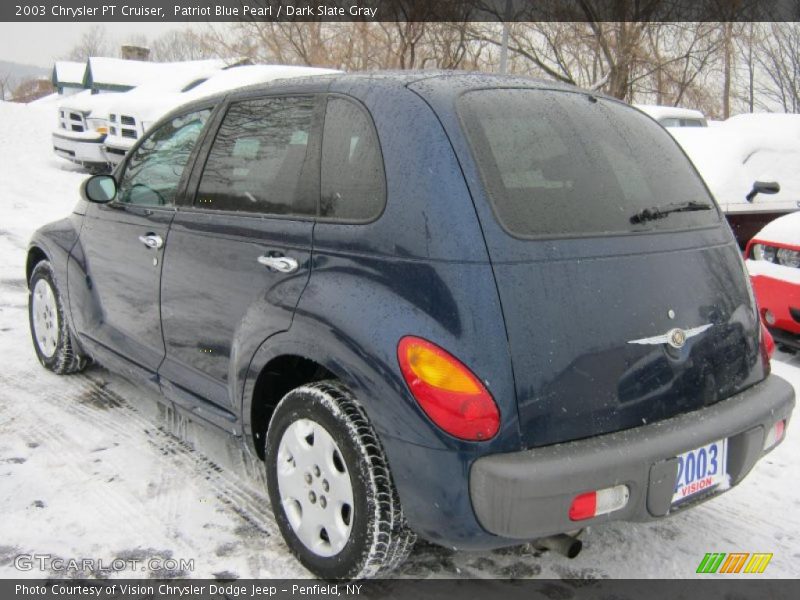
<box><xmin>81</xmin><ymin>174</ymin><xmax>117</xmax><ymax>204</ymax></box>
<box><xmin>746</xmin><ymin>180</ymin><xmax>780</xmax><ymax>203</ymax></box>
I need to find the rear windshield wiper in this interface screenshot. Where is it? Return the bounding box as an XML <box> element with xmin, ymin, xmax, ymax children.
<box><xmin>630</xmin><ymin>201</ymin><xmax>712</xmax><ymax>224</ymax></box>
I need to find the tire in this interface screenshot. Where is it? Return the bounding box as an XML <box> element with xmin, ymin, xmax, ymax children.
<box><xmin>28</xmin><ymin>260</ymin><xmax>87</xmax><ymax>375</ymax></box>
<box><xmin>265</xmin><ymin>380</ymin><xmax>415</xmax><ymax>579</ymax></box>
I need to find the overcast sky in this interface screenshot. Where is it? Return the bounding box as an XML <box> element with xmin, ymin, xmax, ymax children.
<box><xmin>0</xmin><ymin>22</ymin><xmax>195</xmax><ymax>67</ymax></box>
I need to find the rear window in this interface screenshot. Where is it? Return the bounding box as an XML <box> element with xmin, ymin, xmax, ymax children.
<box><xmin>458</xmin><ymin>89</ymin><xmax>720</xmax><ymax>238</ymax></box>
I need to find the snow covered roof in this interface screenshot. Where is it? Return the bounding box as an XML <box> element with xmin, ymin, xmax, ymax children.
<box><xmin>102</xmin><ymin>65</ymin><xmax>342</xmax><ymax>129</ymax></box>
<box><xmin>635</xmin><ymin>104</ymin><xmax>706</xmax><ymax>121</ymax></box>
<box><xmin>83</xmin><ymin>58</ymin><xmax>234</xmax><ymax>92</ymax></box>
<box><xmin>187</xmin><ymin>65</ymin><xmax>341</xmax><ymax>98</ymax></box>
<box><xmin>51</xmin><ymin>61</ymin><xmax>86</xmax><ymax>87</ymax></box>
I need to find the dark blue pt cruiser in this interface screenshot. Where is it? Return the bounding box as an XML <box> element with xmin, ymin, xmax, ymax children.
<box><xmin>27</xmin><ymin>71</ymin><xmax>795</xmax><ymax>578</ymax></box>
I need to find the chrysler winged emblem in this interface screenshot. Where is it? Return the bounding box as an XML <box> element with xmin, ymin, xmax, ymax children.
<box><xmin>628</xmin><ymin>324</ymin><xmax>713</xmax><ymax>349</ymax></box>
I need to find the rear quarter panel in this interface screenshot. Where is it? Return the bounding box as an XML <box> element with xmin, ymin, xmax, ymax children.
<box><xmin>242</xmin><ymin>81</ymin><xmax>520</xmax><ymax>453</ymax></box>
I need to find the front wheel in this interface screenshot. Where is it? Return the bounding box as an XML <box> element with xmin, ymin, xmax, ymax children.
<box><xmin>28</xmin><ymin>260</ymin><xmax>87</xmax><ymax>374</ymax></box>
<box><xmin>265</xmin><ymin>380</ymin><xmax>415</xmax><ymax>579</ymax></box>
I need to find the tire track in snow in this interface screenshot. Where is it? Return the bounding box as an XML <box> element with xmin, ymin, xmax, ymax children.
<box><xmin>0</xmin><ymin>372</ymin><xmax>182</xmax><ymax>549</ymax></box>
<box><xmin>0</xmin><ymin>368</ymin><xmax>281</xmax><ymax>541</ymax></box>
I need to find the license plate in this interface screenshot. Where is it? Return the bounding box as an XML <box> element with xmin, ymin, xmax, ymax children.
<box><xmin>672</xmin><ymin>438</ymin><xmax>728</xmax><ymax>504</ymax></box>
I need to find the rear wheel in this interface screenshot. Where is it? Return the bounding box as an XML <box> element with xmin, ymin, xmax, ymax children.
<box><xmin>265</xmin><ymin>380</ymin><xmax>415</xmax><ymax>579</ymax></box>
<box><xmin>28</xmin><ymin>260</ymin><xmax>87</xmax><ymax>374</ymax></box>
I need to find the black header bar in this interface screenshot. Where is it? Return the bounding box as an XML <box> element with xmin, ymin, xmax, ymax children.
<box><xmin>4</xmin><ymin>0</ymin><xmax>800</xmax><ymax>23</ymax></box>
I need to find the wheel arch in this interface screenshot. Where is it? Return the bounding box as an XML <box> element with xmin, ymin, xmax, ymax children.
<box><xmin>246</xmin><ymin>351</ymin><xmax>337</xmax><ymax>460</ymax></box>
<box><xmin>239</xmin><ymin>326</ymin><xmax>415</xmax><ymax>461</ymax></box>
<box><xmin>26</xmin><ymin>245</ymin><xmax>49</xmax><ymax>286</ymax></box>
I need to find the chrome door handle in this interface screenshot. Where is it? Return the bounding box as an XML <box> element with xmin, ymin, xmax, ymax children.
<box><xmin>257</xmin><ymin>255</ymin><xmax>298</xmax><ymax>273</ymax></box>
<box><xmin>138</xmin><ymin>234</ymin><xmax>164</xmax><ymax>249</ymax></box>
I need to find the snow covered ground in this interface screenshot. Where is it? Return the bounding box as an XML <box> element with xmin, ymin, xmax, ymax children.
<box><xmin>0</xmin><ymin>99</ymin><xmax>799</xmax><ymax>580</ymax></box>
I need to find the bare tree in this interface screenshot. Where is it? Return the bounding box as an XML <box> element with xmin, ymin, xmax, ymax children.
<box><xmin>733</xmin><ymin>21</ymin><xmax>766</xmax><ymax>113</ymax></box>
<box><xmin>466</xmin><ymin>1</ymin><xmax>668</xmax><ymax>99</ymax></box>
<box><xmin>0</xmin><ymin>72</ymin><xmax>14</xmax><ymax>100</ymax></box>
<box><xmin>633</xmin><ymin>23</ymin><xmax>722</xmax><ymax>109</ymax></box>
<box><xmin>150</xmin><ymin>29</ymin><xmax>224</xmax><ymax>62</ymax></box>
<box><xmin>140</xmin><ymin>11</ymin><xmax>799</xmax><ymax>117</ymax></box>
<box><xmin>756</xmin><ymin>22</ymin><xmax>800</xmax><ymax>113</ymax></box>
<box><xmin>11</xmin><ymin>78</ymin><xmax>51</xmax><ymax>103</ymax></box>
<box><xmin>66</xmin><ymin>25</ymin><xmax>110</xmax><ymax>61</ymax></box>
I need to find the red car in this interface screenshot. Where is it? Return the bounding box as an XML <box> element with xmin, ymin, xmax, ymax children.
<box><xmin>746</xmin><ymin>211</ymin><xmax>800</xmax><ymax>352</ymax></box>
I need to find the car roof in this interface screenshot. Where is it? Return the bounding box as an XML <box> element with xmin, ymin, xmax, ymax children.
<box><xmin>161</xmin><ymin>69</ymin><xmax>595</xmax><ymax>118</ymax></box>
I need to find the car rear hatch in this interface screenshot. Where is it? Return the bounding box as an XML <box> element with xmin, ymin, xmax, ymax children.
<box><xmin>420</xmin><ymin>83</ymin><xmax>768</xmax><ymax>448</ymax></box>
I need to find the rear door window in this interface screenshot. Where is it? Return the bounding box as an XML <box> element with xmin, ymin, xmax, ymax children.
<box><xmin>458</xmin><ymin>89</ymin><xmax>720</xmax><ymax>238</ymax></box>
<box><xmin>195</xmin><ymin>96</ymin><xmax>318</xmax><ymax>217</ymax></box>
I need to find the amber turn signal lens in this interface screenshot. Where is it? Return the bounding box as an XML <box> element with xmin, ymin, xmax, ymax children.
<box><xmin>397</xmin><ymin>336</ymin><xmax>500</xmax><ymax>441</ymax></box>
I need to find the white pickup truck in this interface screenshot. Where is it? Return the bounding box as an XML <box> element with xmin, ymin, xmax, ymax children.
<box><xmin>102</xmin><ymin>65</ymin><xmax>341</xmax><ymax>166</ymax></box>
<box><xmin>51</xmin><ymin>59</ymin><xmax>232</xmax><ymax>171</ymax></box>
<box><xmin>634</xmin><ymin>104</ymin><xmax>708</xmax><ymax>128</ymax></box>
<box><xmin>52</xmin><ymin>90</ymin><xmax>121</xmax><ymax>171</ymax></box>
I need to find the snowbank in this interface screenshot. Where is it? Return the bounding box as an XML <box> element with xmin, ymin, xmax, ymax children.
<box><xmin>0</xmin><ymin>100</ymin><xmax>85</xmax><ymax>286</ymax></box>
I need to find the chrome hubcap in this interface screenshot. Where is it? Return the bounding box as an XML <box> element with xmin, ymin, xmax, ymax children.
<box><xmin>276</xmin><ymin>418</ymin><xmax>354</xmax><ymax>557</ymax></box>
<box><xmin>32</xmin><ymin>279</ymin><xmax>59</xmax><ymax>358</ymax></box>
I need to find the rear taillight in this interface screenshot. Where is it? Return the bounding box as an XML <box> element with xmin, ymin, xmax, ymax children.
<box><xmin>568</xmin><ymin>485</ymin><xmax>630</xmax><ymax>521</ymax></box>
<box><xmin>760</xmin><ymin>322</ymin><xmax>775</xmax><ymax>360</ymax></box>
<box><xmin>397</xmin><ymin>336</ymin><xmax>500</xmax><ymax>441</ymax></box>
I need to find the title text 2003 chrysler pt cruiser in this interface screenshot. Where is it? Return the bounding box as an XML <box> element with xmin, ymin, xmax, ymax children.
<box><xmin>27</xmin><ymin>72</ymin><xmax>795</xmax><ymax>578</ymax></box>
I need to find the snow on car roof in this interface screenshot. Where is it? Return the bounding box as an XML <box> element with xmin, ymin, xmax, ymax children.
<box><xmin>721</xmin><ymin>112</ymin><xmax>800</xmax><ymax>138</ymax></box>
<box><xmin>186</xmin><ymin>65</ymin><xmax>342</xmax><ymax>98</ymax></box>
<box><xmin>122</xmin><ymin>70</ymin><xmax>218</xmax><ymax>95</ymax></box>
<box><xmin>670</xmin><ymin>114</ymin><xmax>800</xmax><ymax>209</ymax></box>
<box><xmin>635</xmin><ymin>104</ymin><xmax>706</xmax><ymax>120</ymax></box>
<box><xmin>752</xmin><ymin>210</ymin><xmax>800</xmax><ymax>247</ymax></box>
<box><xmin>57</xmin><ymin>89</ymin><xmax>132</xmax><ymax>116</ymax></box>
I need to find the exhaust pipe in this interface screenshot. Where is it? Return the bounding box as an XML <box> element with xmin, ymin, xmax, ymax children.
<box><xmin>535</xmin><ymin>534</ymin><xmax>582</xmax><ymax>558</ymax></box>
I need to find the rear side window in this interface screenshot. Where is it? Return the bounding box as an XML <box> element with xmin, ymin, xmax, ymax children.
<box><xmin>195</xmin><ymin>96</ymin><xmax>318</xmax><ymax>217</ymax></box>
<box><xmin>458</xmin><ymin>89</ymin><xmax>720</xmax><ymax>238</ymax></box>
<box><xmin>320</xmin><ymin>97</ymin><xmax>385</xmax><ymax>221</ymax></box>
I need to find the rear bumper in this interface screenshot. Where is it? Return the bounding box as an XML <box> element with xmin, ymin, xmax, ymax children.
<box><xmin>470</xmin><ymin>374</ymin><xmax>794</xmax><ymax>539</ymax></box>
<box><xmin>52</xmin><ymin>131</ymin><xmax>107</xmax><ymax>166</ymax></box>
